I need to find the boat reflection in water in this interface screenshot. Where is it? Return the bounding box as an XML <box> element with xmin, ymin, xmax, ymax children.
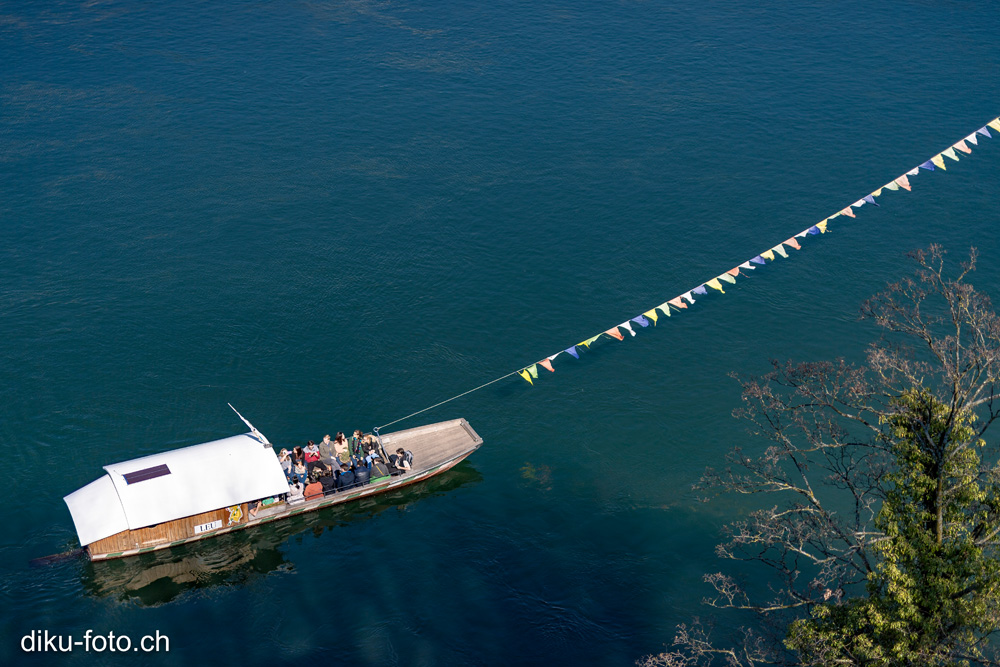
<box><xmin>80</xmin><ymin>462</ymin><xmax>482</xmax><ymax>606</ymax></box>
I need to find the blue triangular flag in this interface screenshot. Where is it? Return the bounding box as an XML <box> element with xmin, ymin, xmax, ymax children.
<box><xmin>631</xmin><ymin>315</ymin><xmax>650</xmax><ymax>328</ymax></box>
<box><xmin>863</xmin><ymin>194</ymin><xmax>880</xmax><ymax>207</ymax></box>
<box><xmin>751</xmin><ymin>256</ymin><xmax>766</xmax><ymax>265</ymax></box>
<box><xmin>919</xmin><ymin>160</ymin><xmax>935</xmax><ymax>171</ymax></box>
<box><xmin>693</xmin><ymin>285</ymin><xmax>708</xmax><ymax>295</ymax></box>
<box><xmin>978</xmin><ymin>127</ymin><xmax>992</xmax><ymax>138</ymax></box>
<box><xmin>565</xmin><ymin>346</ymin><xmax>579</xmax><ymax>359</ymax></box>
<box><xmin>807</xmin><ymin>226</ymin><xmax>820</xmax><ymax>235</ymax></box>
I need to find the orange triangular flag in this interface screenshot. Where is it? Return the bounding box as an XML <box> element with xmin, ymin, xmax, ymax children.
<box><xmin>727</xmin><ymin>267</ymin><xmax>740</xmax><ymax>276</ymax></box>
<box><xmin>955</xmin><ymin>139</ymin><xmax>972</xmax><ymax>154</ymax></box>
<box><xmin>605</xmin><ymin>326</ymin><xmax>624</xmax><ymax>341</ymax></box>
<box><xmin>895</xmin><ymin>175</ymin><xmax>911</xmax><ymax>191</ymax></box>
<box><xmin>841</xmin><ymin>207</ymin><xmax>856</xmax><ymax>218</ymax></box>
<box><xmin>785</xmin><ymin>237</ymin><xmax>801</xmax><ymax>250</ymax></box>
<box><xmin>539</xmin><ymin>358</ymin><xmax>555</xmax><ymax>372</ymax></box>
<box><xmin>668</xmin><ymin>297</ymin><xmax>687</xmax><ymax>309</ymax></box>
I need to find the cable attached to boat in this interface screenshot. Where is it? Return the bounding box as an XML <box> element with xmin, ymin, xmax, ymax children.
<box><xmin>375</xmin><ymin>370</ymin><xmax>521</xmax><ymax>432</ymax></box>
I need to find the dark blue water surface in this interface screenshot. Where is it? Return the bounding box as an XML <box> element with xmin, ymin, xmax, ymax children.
<box><xmin>2</xmin><ymin>0</ymin><xmax>1000</xmax><ymax>664</ymax></box>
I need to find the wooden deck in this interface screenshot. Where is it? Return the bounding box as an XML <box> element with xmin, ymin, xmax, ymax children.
<box><xmin>87</xmin><ymin>418</ymin><xmax>483</xmax><ymax>561</ymax></box>
<box><xmin>379</xmin><ymin>417</ymin><xmax>484</xmax><ymax>469</ymax></box>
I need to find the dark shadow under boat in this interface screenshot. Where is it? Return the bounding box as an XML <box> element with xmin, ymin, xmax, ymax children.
<box><xmin>79</xmin><ymin>462</ymin><xmax>483</xmax><ymax>607</ymax></box>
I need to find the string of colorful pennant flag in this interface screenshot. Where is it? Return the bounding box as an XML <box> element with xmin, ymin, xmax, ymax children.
<box><xmin>513</xmin><ymin>116</ymin><xmax>1000</xmax><ymax>385</ymax></box>
<box><xmin>375</xmin><ymin>116</ymin><xmax>1000</xmax><ymax>431</ymax></box>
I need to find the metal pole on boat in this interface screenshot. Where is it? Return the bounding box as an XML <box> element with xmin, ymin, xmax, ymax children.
<box><xmin>228</xmin><ymin>403</ymin><xmax>273</xmax><ymax>448</ymax></box>
<box><xmin>372</xmin><ymin>426</ymin><xmax>390</xmax><ymax>462</ymax></box>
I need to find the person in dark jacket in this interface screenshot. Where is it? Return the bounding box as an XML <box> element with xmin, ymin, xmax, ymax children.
<box><xmin>320</xmin><ymin>469</ymin><xmax>337</xmax><ymax>495</ymax></box>
<box><xmin>369</xmin><ymin>457</ymin><xmax>391</xmax><ymax>481</ymax></box>
<box><xmin>389</xmin><ymin>448</ymin><xmax>412</xmax><ymax>473</ymax></box>
<box><xmin>354</xmin><ymin>459</ymin><xmax>371</xmax><ymax>486</ymax></box>
<box><xmin>336</xmin><ymin>463</ymin><xmax>356</xmax><ymax>491</ymax></box>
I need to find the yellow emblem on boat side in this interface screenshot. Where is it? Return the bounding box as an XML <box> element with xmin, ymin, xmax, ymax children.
<box><xmin>226</xmin><ymin>505</ymin><xmax>243</xmax><ymax>525</ymax></box>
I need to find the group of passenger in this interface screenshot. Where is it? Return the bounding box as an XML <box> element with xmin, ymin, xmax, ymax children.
<box><xmin>277</xmin><ymin>429</ymin><xmax>413</xmax><ymax>504</ymax></box>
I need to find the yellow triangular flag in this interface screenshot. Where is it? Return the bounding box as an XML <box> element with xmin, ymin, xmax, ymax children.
<box><xmin>706</xmin><ymin>278</ymin><xmax>725</xmax><ymax>293</ymax></box>
<box><xmin>580</xmin><ymin>335</ymin><xmax>600</xmax><ymax>348</ymax></box>
<box><xmin>528</xmin><ymin>364</ymin><xmax>538</xmax><ymax>379</ymax></box>
<box><xmin>989</xmin><ymin>118</ymin><xmax>1000</xmax><ymax>132</ymax></box>
<box><xmin>817</xmin><ymin>220</ymin><xmax>828</xmax><ymax>233</ymax></box>
<box><xmin>643</xmin><ymin>308</ymin><xmax>658</xmax><ymax>325</ymax></box>
<box><xmin>719</xmin><ymin>273</ymin><xmax>737</xmax><ymax>284</ymax></box>
<box><xmin>762</xmin><ymin>249</ymin><xmax>775</xmax><ymax>261</ymax></box>
<box><xmin>872</xmin><ymin>188</ymin><xmax>883</xmax><ymax>197</ymax></box>
<box><xmin>932</xmin><ymin>154</ymin><xmax>946</xmax><ymax>170</ymax></box>
<box><xmin>885</xmin><ymin>181</ymin><xmax>899</xmax><ymax>191</ymax></box>
<box><xmin>773</xmin><ymin>244</ymin><xmax>788</xmax><ymax>258</ymax></box>
<box><xmin>943</xmin><ymin>147</ymin><xmax>959</xmax><ymax>161</ymax></box>
<box><xmin>519</xmin><ymin>370</ymin><xmax>533</xmax><ymax>385</ymax></box>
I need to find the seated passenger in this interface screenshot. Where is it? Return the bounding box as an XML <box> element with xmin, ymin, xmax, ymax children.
<box><xmin>369</xmin><ymin>457</ymin><xmax>391</xmax><ymax>482</ymax></box>
<box><xmin>320</xmin><ymin>469</ymin><xmax>338</xmax><ymax>495</ymax></box>
<box><xmin>336</xmin><ymin>463</ymin><xmax>356</xmax><ymax>491</ymax></box>
<box><xmin>304</xmin><ymin>475</ymin><xmax>324</xmax><ymax>501</ymax></box>
<box><xmin>334</xmin><ymin>432</ymin><xmax>352</xmax><ymax>466</ymax></box>
<box><xmin>278</xmin><ymin>448</ymin><xmax>292</xmax><ymax>480</ymax></box>
<box><xmin>292</xmin><ymin>460</ymin><xmax>308</xmax><ymax>486</ymax></box>
<box><xmin>350</xmin><ymin>429</ymin><xmax>366</xmax><ymax>458</ymax></box>
<box><xmin>389</xmin><ymin>448</ymin><xmax>412</xmax><ymax>474</ymax></box>
<box><xmin>354</xmin><ymin>458</ymin><xmax>371</xmax><ymax>486</ymax></box>
<box><xmin>364</xmin><ymin>446</ymin><xmax>382</xmax><ymax>465</ymax></box>
<box><xmin>319</xmin><ymin>434</ymin><xmax>336</xmax><ymax>468</ymax></box>
<box><xmin>249</xmin><ymin>499</ymin><xmax>264</xmax><ymax>518</ymax></box>
<box><xmin>287</xmin><ymin>479</ymin><xmax>305</xmax><ymax>503</ymax></box>
<box><xmin>292</xmin><ymin>445</ymin><xmax>306</xmax><ymax>467</ymax></box>
<box><xmin>304</xmin><ymin>440</ymin><xmax>325</xmax><ymax>475</ymax></box>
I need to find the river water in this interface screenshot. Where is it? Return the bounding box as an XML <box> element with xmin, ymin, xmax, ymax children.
<box><xmin>2</xmin><ymin>1</ymin><xmax>999</xmax><ymax>664</ymax></box>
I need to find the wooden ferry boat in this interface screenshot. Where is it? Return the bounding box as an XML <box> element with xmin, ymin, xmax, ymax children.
<box><xmin>64</xmin><ymin>418</ymin><xmax>483</xmax><ymax>561</ymax></box>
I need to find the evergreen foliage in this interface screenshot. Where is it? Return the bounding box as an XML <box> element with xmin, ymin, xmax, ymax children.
<box><xmin>642</xmin><ymin>247</ymin><xmax>1000</xmax><ymax>667</ymax></box>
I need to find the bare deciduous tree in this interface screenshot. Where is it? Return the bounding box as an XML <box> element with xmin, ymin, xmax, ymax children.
<box><xmin>643</xmin><ymin>246</ymin><xmax>1000</xmax><ymax>667</ymax></box>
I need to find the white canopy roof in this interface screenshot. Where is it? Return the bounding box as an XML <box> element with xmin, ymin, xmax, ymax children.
<box><xmin>64</xmin><ymin>433</ymin><xmax>290</xmax><ymax>547</ymax></box>
<box><xmin>63</xmin><ymin>475</ymin><xmax>131</xmax><ymax>547</ymax></box>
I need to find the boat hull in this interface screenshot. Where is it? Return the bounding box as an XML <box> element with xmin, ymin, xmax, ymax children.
<box><xmin>84</xmin><ymin>418</ymin><xmax>483</xmax><ymax>561</ymax></box>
